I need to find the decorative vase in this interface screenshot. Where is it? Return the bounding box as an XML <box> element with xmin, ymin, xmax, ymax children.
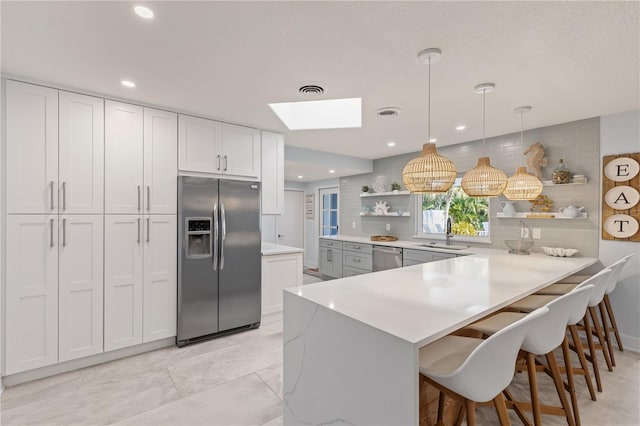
<box><xmin>500</xmin><ymin>201</ymin><xmax>517</xmax><ymax>217</ymax></box>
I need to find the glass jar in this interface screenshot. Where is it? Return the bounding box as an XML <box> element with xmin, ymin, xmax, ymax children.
<box><xmin>552</xmin><ymin>159</ymin><xmax>571</xmax><ymax>184</ymax></box>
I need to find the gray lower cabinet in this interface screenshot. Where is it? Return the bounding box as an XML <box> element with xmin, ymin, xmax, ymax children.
<box><xmin>343</xmin><ymin>265</ymin><xmax>370</xmax><ymax>277</ymax></box>
<box><xmin>319</xmin><ymin>239</ymin><xmax>343</xmax><ymax>278</ymax></box>
<box><xmin>342</xmin><ymin>242</ymin><xmax>373</xmax><ymax>277</ymax></box>
<box><xmin>403</xmin><ymin>248</ymin><xmax>457</xmax><ymax>266</ymax></box>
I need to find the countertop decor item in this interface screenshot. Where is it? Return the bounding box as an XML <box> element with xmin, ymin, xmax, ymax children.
<box><xmin>529</xmin><ymin>194</ymin><xmax>553</xmax><ymax>212</ymax></box>
<box><xmin>552</xmin><ymin>159</ymin><xmax>571</xmax><ymax>184</ymax></box>
<box><xmin>461</xmin><ymin>83</ymin><xmax>508</xmax><ymax>197</ymax></box>
<box><xmin>524</xmin><ymin>141</ymin><xmax>548</xmax><ymax>179</ymax></box>
<box><xmin>371</xmin><ymin>235</ymin><xmax>399</xmax><ymax>242</ymax></box>
<box><xmin>503</xmin><ymin>106</ymin><xmax>544</xmax><ymax>200</ymax></box>
<box><xmin>541</xmin><ymin>247</ymin><xmax>579</xmax><ymax>257</ymax></box>
<box><xmin>504</xmin><ymin>221</ymin><xmax>534</xmax><ymax>254</ymax></box>
<box><xmin>402</xmin><ymin>48</ymin><xmax>457</xmax><ymax>194</ymax></box>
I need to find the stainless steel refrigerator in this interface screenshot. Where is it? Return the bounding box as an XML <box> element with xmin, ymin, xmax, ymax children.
<box><xmin>177</xmin><ymin>176</ymin><xmax>261</xmax><ymax>346</ymax></box>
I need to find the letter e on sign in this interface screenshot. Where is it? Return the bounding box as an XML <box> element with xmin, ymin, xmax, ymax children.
<box><xmin>604</xmin><ymin>157</ymin><xmax>640</xmax><ymax>182</ymax></box>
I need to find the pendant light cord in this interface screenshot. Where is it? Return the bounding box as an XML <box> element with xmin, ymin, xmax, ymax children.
<box><xmin>520</xmin><ymin>110</ymin><xmax>524</xmax><ymax>155</ymax></box>
<box><xmin>427</xmin><ymin>58</ymin><xmax>431</xmax><ymax>142</ymax></box>
<box><xmin>482</xmin><ymin>88</ymin><xmax>486</xmax><ymax>156</ymax></box>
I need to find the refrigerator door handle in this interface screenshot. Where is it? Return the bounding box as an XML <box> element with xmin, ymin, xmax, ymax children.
<box><xmin>213</xmin><ymin>203</ymin><xmax>219</xmax><ymax>271</ymax></box>
<box><xmin>220</xmin><ymin>203</ymin><xmax>226</xmax><ymax>270</ymax></box>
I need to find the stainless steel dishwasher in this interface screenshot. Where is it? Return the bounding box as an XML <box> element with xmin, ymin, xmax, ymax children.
<box><xmin>372</xmin><ymin>246</ymin><xmax>403</xmax><ymax>271</ymax></box>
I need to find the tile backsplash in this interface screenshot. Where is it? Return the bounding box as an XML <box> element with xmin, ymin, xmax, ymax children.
<box><xmin>340</xmin><ymin>117</ymin><xmax>600</xmax><ymax>258</ymax></box>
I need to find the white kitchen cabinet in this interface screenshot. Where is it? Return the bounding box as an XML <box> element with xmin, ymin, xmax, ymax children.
<box><xmin>58</xmin><ymin>91</ymin><xmax>104</xmax><ymax>214</ymax></box>
<box><xmin>105</xmin><ymin>101</ymin><xmax>144</xmax><ymax>214</ymax></box>
<box><xmin>5</xmin><ymin>80</ymin><xmax>58</xmax><ymax>214</ymax></box>
<box><xmin>144</xmin><ymin>108</ymin><xmax>177</xmax><ymax>214</ymax></box>
<box><xmin>143</xmin><ymin>215</ymin><xmax>177</xmax><ymax>342</ymax></box>
<box><xmin>262</xmin><ymin>252</ymin><xmax>303</xmax><ymax>314</ymax></box>
<box><xmin>104</xmin><ymin>215</ymin><xmax>144</xmax><ymax>351</ymax></box>
<box><xmin>5</xmin><ymin>215</ymin><xmax>59</xmax><ymax>374</ymax></box>
<box><xmin>261</xmin><ymin>131</ymin><xmax>284</xmax><ymax>214</ymax></box>
<box><xmin>58</xmin><ymin>215</ymin><xmax>104</xmax><ymax>361</ymax></box>
<box><xmin>178</xmin><ymin>114</ymin><xmax>223</xmax><ymax>174</ymax></box>
<box><xmin>178</xmin><ymin>115</ymin><xmax>261</xmax><ymax>179</ymax></box>
<box><xmin>319</xmin><ymin>247</ymin><xmax>343</xmax><ymax>278</ymax></box>
<box><xmin>222</xmin><ymin>123</ymin><xmax>261</xmax><ymax>178</ymax></box>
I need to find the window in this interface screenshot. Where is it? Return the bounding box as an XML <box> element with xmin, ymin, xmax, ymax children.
<box><xmin>320</xmin><ymin>187</ymin><xmax>339</xmax><ymax>236</ymax></box>
<box><xmin>418</xmin><ymin>179</ymin><xmax>490</xmax><ymax>239</ymax></box>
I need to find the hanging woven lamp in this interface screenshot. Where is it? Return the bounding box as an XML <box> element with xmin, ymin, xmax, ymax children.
<box><xmin>503</xmin><ymin>106</ymin><xmax>543</xmax><ymax>200</ymax></box>
<box><xmin>461</xmin><ymin>83</ymin><xmax>508</xmax><ymax>197</ymax></box>
<box><xmin>402</xmin><ymin>48</ymin><xmax>457</xmax><ymax>194</ymax></box>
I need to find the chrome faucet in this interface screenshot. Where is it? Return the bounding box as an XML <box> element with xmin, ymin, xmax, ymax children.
<box><xmin>446</xmin><ymin>217</ymin><xmax>453</xmax><ymax>246</ymax></box>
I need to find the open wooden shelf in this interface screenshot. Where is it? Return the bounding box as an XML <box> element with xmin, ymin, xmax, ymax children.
<box><xmin>496</xmin><ymin>212</ymin><xmax>588</xmax><ymax>220</ymax></box>
<box><xmin>360</xmin><ymin>191</ymin><xmax>410</xmax><ymax>197</ymax></box>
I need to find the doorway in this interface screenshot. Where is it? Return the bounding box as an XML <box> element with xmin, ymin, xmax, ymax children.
<box><xmin>276</xmin><ymin>190</ymin><xmax>305</xmax><ymax>248</ymax></box>
<box><xmin>319</xmin><ymin>187</ymin><xmax>339</xmax><ymax>237</ymax></box>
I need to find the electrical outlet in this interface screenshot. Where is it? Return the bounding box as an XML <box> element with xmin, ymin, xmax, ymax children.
<box><xmin>386</xmin><ymin>223</ymin><xmax>391</xmax><ymax>231</ymax></box>
<box><xmin>532</xmin><ymin>228</ymin><xmax>542</xmax><ymax>239</ymax></box>
<box><xmin>521</xmin><ymin>227</ymin><xmax>530</xmax><ymax>239</ymax></box>
<box><xmin>352</xmin><ymin>221</ymin><xmax>356</xmax><ymax>229</ymax></box>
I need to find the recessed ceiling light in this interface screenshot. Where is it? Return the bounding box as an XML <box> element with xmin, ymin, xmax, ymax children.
<box><xmin>297</xmin><ymin>175</ymin><xmax>304</xmax><ymax>179</ymax></box>
<box><xmin>134</xmin><ymin>5</ymin><xmax>154</xmax><ymax>19</ymax></box>
<box><xmin>429</xmin><ymin>138</ymin><xmax>437</xmax><ymax>143</ymax></box>
<box><xmin>456</xmin><ymin>125</ymin><xmax>466</xmax><ymax>131</ymax></box>
<box><xmin>329</xmin><ymin>170</ymin><xmax>335</xmax><ymax>174</ymax></box>
<box><xmin>269</xmin><ymin>98</ymin><xmax>362</xmax><ymax>130</ymax></box>
<box><xmin>387</xmin><ymin>141</ymin><xmax>396</xmax><ymax>147</ymax></box>
<box><xmin>121</xmin><ymin>80</ymin><xmax>136</xmax><ymax>88</ymax></box>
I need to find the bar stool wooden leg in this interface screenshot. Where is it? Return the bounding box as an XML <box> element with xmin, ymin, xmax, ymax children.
<box><xmin>437</xmin><ymin>391</ymin><xmax>446</xmax><ymax>424</ymax></box>
<box><xmin>526</xmin><ymin>352</ymin><xmax>542</xmax><ymax>426</ymax></box>
<box><xmin>493</xmin><ymin>393</ymin><xmax>512</xmax><ymax>426</ymax></box>
<box><xmin>582</xmin><ymin>314</ymin><xmax>603</xmax><ymax>392</ymax></box>
<box><xmin>604</xmin><ymin>294</ymin><xmax>624</xmax><ymax>352</ymax></box>
<box><xmin>569</xmin><ymin>324</ymin><xmax>597</xmax><ymax>400</ymax></box>
<box><xmin>465</xmin><ymin>399</ymin><xmax>476</xmax><ymax>426</ymax></box>
<box><xmin>599</xmin><ymin>301</ymin><xmax>616</xmax><ymax>367</ymax></box>
<box><xmin>589</xmin><ymin>306</ymin><xmax>613</xmax><ymax>372</ymax></box>
<box><xmin>546</xmin><ymin>351</ymin><xmax>576</xmax><ymax>426</ymax></box>
<box><xmin>562</xmin><ymin>336</ymin><xmax>581</xmax><ymax>426</ymax></box>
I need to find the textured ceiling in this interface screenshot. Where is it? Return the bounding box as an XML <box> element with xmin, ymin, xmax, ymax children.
<box><xmin>2</xmin><ymin>1</ymin><xmax>638</xmax><ymax>161</ymax></box>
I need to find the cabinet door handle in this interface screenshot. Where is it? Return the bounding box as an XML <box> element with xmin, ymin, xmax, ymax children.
<box><xmin>137</xmin><ymin>218</ymin><xmax>141</xmax><ymax>243</ymax></box>
<box><xmin>354</xmin><ymin>258</ymin><xmax>361</xmax><ymax>263</ymax></box>
<box><xmin>50</xmin><ymin>181</ymin><xmax>55</xmax><ymax>210</ymax></box>
<box><xmin>62</xmin><ymin>218</ymin><xmax>67</xmax><ymax>246</ymax></box>
<box><xmin>62</xmin><ymin>181</ymin><xmax>67</xmax><ymax>210</ymax></box>
<box><xmin>217</xmin><ymin>155</ymin><xmax>221</xmax><ymax>171</ymax></box>
<box><xmin>328</xmin><ymin>249</ymin><xmax>332</xmax><ymax>262</ymax></box>
<box><xmin>146</xmin><ymin>186</ymin><xmax>150</xmax><ymax>211</ymax></box>
<box><xmin>224</xmin><ymin>155</ymin><xmax>228</xmax><ymax>171</ymax></box>
<box><xmin>50</xmin><ymin>218</ymin><xmax>54</xmax><ymax>247</ymax></box>
<box><xmin>137</xmin><ymin>185</ymin><xmax>141</xmax><ymax>211</ymax></box>
<box><xmin>146</xmin><ymin>218</ymin><xmax>150</xmax><ymax>242</ymax></box>
<box><xmin>353</xmin><ymin>246</ymin><xmax>360</xmax><ymax>249</ymax></box>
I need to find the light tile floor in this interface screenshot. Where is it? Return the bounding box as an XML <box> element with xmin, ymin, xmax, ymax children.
<box><xmin>1</xmin><ymin>283</ymin><xmax>638</xmax><ymax>425</ymax></box>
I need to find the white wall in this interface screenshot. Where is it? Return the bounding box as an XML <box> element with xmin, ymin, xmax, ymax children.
<box><xmin>600</xmin><ymin>109</ymin><xmax>640</xmax><ymax>352</ymax></box>
<box><xmin>302</xmin><ymin>178</ymin><xmax>340</xmax><ymax>268</ymax></box>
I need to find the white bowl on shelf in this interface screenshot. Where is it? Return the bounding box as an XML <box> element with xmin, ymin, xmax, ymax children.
<box><xmin>541</xmin><ymin>247</ymin><xmax>578</xmax><ymax>257</ymax></box>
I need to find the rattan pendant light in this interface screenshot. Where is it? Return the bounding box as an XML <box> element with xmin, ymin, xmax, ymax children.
<box><xmin>503</xmin><ymin>106</ymin><xmax>543</xmax><ymax>200</ymax></box>
<box><xmin>461</xmin><ymin>83</ymin><xmax>508</xmax><ymax>197</ymax></box>
<box><xmin>402</xmin><ymin>48</ymin><xmax>457</xmax><ymax>194</ymax></box>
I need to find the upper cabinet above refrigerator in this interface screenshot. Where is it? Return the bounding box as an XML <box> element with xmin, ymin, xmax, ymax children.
<box><xmin>178</xmin><ymin>114</ymin><xmax>261</xmax><ymax>181</ymax></box>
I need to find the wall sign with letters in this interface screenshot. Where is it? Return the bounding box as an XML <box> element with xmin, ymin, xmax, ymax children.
<box><xmin>602</xmin><ymin>152</ymin><xmax>640</xmax><ymax>242</ymax></box>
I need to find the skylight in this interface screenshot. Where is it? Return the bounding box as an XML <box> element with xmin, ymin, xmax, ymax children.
<box><xmin>268</xmin><ymin>98</ymin><xmax>362</xmax><ymax>130</ymax></box>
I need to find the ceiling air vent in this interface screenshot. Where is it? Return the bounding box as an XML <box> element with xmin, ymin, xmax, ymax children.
<box><xmin>299</xmin><ymin>84</ymin><xmax>324</xmax><ymax>96</ymax></box>
<box><xmin>376</xmin><ymin>107</ymin><xmax>402</xmax><ymax>117</ymax></box>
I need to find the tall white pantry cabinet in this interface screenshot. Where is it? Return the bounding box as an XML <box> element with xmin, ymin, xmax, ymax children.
<box><xmin>3</xmin><ymin>80</ymin><xmax>177</xmax><ymax>375</ymax></box>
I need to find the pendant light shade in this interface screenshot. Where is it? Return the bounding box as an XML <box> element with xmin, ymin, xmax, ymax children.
<box><xmin>461</xmin><ymin>83</ymin><xmax>507</xmax><ymax>197</ymax></box>
<box><xmin>503</xmin><ymin>106</ymin><xmax>543</xmax><ymax>200</ymax></box>
<box><xmin>402</xmin><ymin>143</ymin><xmax>457</xmax><ymax>193</ymax></box>
<box><xmin>402</xmin><ymin>48</ymin><xmax>457</xmax><ymax>194</ymax></box>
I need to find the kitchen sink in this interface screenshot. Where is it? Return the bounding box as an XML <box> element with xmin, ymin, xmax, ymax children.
<box><xmin>415</xmin><ymin>243</ymin><xmax>469</xmax><ymax>251</ymax></box>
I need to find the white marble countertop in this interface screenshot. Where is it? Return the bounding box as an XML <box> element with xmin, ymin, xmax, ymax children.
<box><xmin>261</xmin><ymin>242</ymin><xmax>305</xmax><ymax>256</ymax></box>
<box><xmin>286</xmin><ymin>251</ymin><xmax>596</xmax><ymax>347</ymax></box>
<box><xmin>318</xmin><ymin>235</ymin><xmax>479</xmax><ymax>255</ymax></box>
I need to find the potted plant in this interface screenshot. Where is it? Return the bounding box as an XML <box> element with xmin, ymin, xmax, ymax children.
<box><xmin>391</xmin><ymin>182</ymin><xmax>401</xmax><ymax>193</ymax></box>
<box><xmin>361</xmin><ymin>185</ymin><xmax>370</xmax><ymax>194</ymax></box>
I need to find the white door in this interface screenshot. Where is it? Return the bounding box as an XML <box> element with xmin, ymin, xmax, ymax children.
<box><xmin>319</xmin><ymin>187</ymin><xmax>339</xmax><ymax>237</ymax></box>
<box><xmin>221</xmin><ymin>123</ymin><xmax>261</xmax><ymax>178</ymax></box>
<box><xmin>104</xmin><ymin>215</ymin><xmax>143</xmax><ymax>351</ymax></box>
<box><xmin>5</xmin><ymin>80</ymin><xmax>58</xmax><ymax>214</ymax></box>
<box><xmin>261</xmin><ymin>131</ymin><xmax>284</xmax><ymax>214</ymax></box>
<box><xmin>277</xmin><ymin>190</ymin><xmax>304</xmax><ymax>248</ymax></box>
<box><xmin>59</xmin><ymin>91</ymin><xmax>104</xmax><ymax>214</ymax></box>
<box><xmin>5</xmin><ymin>215</ymin><xmax>59</xmax><ymax>374</ymax></box>
<box><xmin>58</xmin><ymin>215</ymin><xmax>104</xmax><ymax>361</ymax></box>
<box><xmin>105</xmin><ymin>101</ymin><xmax>143</xmax><ymax>214</ymax></box>
<box><xmin>178</xmin><ymin>114</ymin><xmax>223</xmax><ymax>173</ymax></box>
<box><xmin>144</xmin><ymin>108</ymin><xmax>177</xmax><ymax>214</ymax></box>
<box><xmin>143</xmin><ymin>215</ymin><xmax>177</xmax><ymax>342</ymax></box>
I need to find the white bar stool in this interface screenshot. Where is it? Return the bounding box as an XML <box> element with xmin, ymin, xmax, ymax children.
<box><xmin>419</xmin><ymin>307</ymin><xmax>549</xmax><ymax>426</ymax></box>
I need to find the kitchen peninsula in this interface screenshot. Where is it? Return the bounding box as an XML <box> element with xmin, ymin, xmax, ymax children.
<box><xmin>283</xmin><ymin>250</ymin><xmax>596</xmax><ymax>425</ymax></box>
